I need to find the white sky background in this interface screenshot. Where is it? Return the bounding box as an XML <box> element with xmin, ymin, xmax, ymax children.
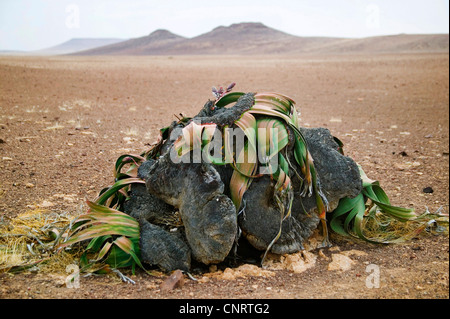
<box><xmin>0</xmin><ymin>0</ymin><xmax>448</xmax><ymax>51</ymax></box>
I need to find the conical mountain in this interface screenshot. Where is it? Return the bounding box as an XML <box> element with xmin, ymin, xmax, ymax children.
<box><xmin>75</xmin><ymin>29</ymin><xmax>186</xmax><ymax>55</ymax></box>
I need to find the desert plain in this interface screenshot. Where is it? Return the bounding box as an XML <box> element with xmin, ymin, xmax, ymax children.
<box><xmin>0</xmin><ymin>52</ymin><xmax>448</xmax><ymax>299</ymax></box>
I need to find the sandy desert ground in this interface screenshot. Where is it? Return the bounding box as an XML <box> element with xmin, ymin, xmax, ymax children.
<box><xmin>0</xmin><ymin>53</ymin><xmax>448</xmax><ymax>299</ymax></box>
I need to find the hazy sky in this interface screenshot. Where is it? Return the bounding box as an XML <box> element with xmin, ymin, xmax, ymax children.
<box><xmin>0</xmin><ymin>0</ymin><xmax>448</xmax><ymax>51</ymax></box>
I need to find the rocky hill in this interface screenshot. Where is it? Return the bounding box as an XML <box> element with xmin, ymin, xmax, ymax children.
<box><xmin>68</xmin><ymin>22</ymin><xmax>450</xmax><ymax>55</ymax></box>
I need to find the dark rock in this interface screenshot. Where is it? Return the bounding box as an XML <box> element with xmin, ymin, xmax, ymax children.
<box><xmin>124</xmin><ymin>183</ymin><xmax>175</xmax><ymax>223</ymax></box>
<box><xmin>301</xmin><ymin>127</ymin><xmax>362</xmax><ymax>203</ymax></box>
<box><xmin>423</xmin><ymin>187</ymin><xmax>434</xmax><ymax>194</ymax></box>
<box><xmin>137</xmin><ymin>158</ymin><xmax>156</xmax><ymax>180</ymax></box>
<box><xmin>194</xmin><ymin>93</ymin><xmax>255</xmax><ymax>127</ymax></box>
<box><xmin>142</xmin><ymin>155</ymin><xmax>237</xmax><ymax>265</ymax></box>
<box><xmin>238</xmin><ymin>127</ymin><xmax>362</xmax><ymax>254</ymax></box>
<box><xmin>238</xmin><ymin>175</ymin><xmax>311</xmax><ymax>254</ymax></box>
<box><xmin>139</xmin><ymin>218</ymin><xmax>191</xmax><ymax>272</ymax></box>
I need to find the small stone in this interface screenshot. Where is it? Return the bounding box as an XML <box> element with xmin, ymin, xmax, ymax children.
<box><xmin>160</xmin><ymin>270</ymin><xmax>184</xmax><ymax>292</ymax></box>
<box><xmin>209</xmin><ymin>265</ymin><xmax>217</xmax><ymax>273</ymax></box>
<box><xmin>198</xmin><ymin>276</ymin><xmax>210</xmax><ymax>283</ymax></box>
<box><xmin>318</xmin><ymin>250</ymin><xmax>329</xmax><ymax>260</ymax></box>
<box><xmin>221</xmin><ymin>268</ymin><xmax>237</xmax><ymax>280</ymax></box>
<box><xmin>423</xmin><ymin>187</ymin><xmax>434</xmax><ymax>194</ymax></box>
<box><xmin>329</xmin><ymin>246</ymin><xmax>341</xmax><ymax>252</ymax></box>
<box><xmin>328</xmin><ymin>253</ymin><xmax>355</xmax><ymax>271</ymax></box>
<box><xmin>25</xmin><ymin>183</ymin><xmax>35</xmax><ymax>188</ymax></box>
<box><xmin>39</xmin><ymin>200</ymin><xmax>55</xmax><ymax>208</ymax></box>
<box><xmin>145</xmin><ymin>283</ymin><xmax>157</xmax><ymax>290</ymax></box>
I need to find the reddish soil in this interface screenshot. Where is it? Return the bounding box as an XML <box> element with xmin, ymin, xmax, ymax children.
<box><xmin>0</xmin><ymin>53</ymin><xmax>448</xmax><ymax>299</ymax></box>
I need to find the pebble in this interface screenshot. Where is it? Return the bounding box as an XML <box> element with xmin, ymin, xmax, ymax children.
<box><xmin>160</xmin><ymin>270</ymin><xmax>184</xmax><ymax>292</ymax></box>
<box><xmin>394</xmin><ymin>162</ymin><xmax>421</xmax><ymax>170</ymax></box>
<box><xmin>39</xmin><ymin>200</ymin><xmax>55</xmax><ymax>208</ymax></box>
<box><xmin>328</xmin><ymin>253</ymin><xmax>355</xmax><ymax>271</ymax></box>
<box><xmin>25</xmin><ymin>183</ymin><xmax>35</xmax><ymax>188</ymax></box>
<box><xmin>318</xmin><ymin>250</ymin><xmax>329</xmax><ymax>260</ymax></box>
<box><xmin>145</xmin><ymin>283</ymin><xmax>157</xmax><ymax>290</ymax></box>
<box><xmin>209</xmin><ymin>265</ymin><xmax>217</xmax><ymax>273</ymax></box>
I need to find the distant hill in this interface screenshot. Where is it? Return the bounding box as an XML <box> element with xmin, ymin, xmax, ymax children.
<box><xmin>311</xmin><ymin>33</ymin><xmax>449</xmax><ymax>54</ymax></box>
<box><xmin>74</xmin><ymin>29</ymin><xmax>186</xmax><ymax>55</ymax></box>
<box><xmin>75</xmin><ymin>22</ymin><xmax>345</xmax><ymax>55</ymax></box>
<box><xmin>25</xmin><ymin>22</ymin><xmax>449</xmax><ymax>56</ymax></box>
<box><xmin>0</xmin><ymin>50</ymin><xmax>27</xmax><ymax>56</ymax></box>
<box><xmin>35</xmin><ymin>38</ymin><xmax>126</xmax><ymax>55</ymax></box>
<box><xmin>159</xmin><ymin>22</ymin><xmax>342</xmax><ymax>55</ymax></box>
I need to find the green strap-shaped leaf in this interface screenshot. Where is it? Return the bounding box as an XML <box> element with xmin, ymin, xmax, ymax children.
<box><xmin>233</xmin><ymin>112</ymin><xmax>259</xmax><ymax>178</ymax></box>
<box><xmin>330</xmin><ymin>165</ymin><xmax>421</xmax><ymax>243</ymax></box>
<box><xmin>371</xmin><ymin>200</ymin><xmax>417</xmax><ymax>222</ymax></box>
<box><xmin>114</xmin><ymin>154</ymin><xmax>146</xmax><ymax>178</ymax></box>
<box><xmin>61</xmin><ymin>223</ymin><xmax>139</xmax><ymax>247</ymax></box>
<box><xmin>235</xmin><ymin>111</ymin><xmax>258</xmax><ymax>152</ymax></box>
<box><xmin>229</xmin><ymin>142</ymin><xmax>257</xmax><ymax>209</ymax></box>
<box><xmin>344</xmin><ymin>194</ymin><xmax>366</xmax><ymax>234</ymax></box>
<box><xmin>113</xmin><ymin>236</ymin><xmax>146</xmax><ymax>271</ymax></box>
<box><xmin>95</xmin><ymin>178</ymin><xmax>145</xmax><ymax>206</ymax></box>
<box><xmin>249</xmin><ymin>103</ymin><xmax>313</xmax><ymax>193</ymax></box>
<box><xmin>256</xmin><ymin>118</ymin><xmax>289</xmax><ymax>165</ymax></box>
<box><xmin>214</xmin><ymin>92</ymin><xmax>245</xmax><ymax>108</ymax></box>
<box><xmin>254</xmin><ymin>92</ymin><xmax>294</xmax><ymax>115</ymax></box>
<box><xmin>329</xmin><ymin>196</ymin><xmax>361</xmax><ymax>236</ymax></box>
<box><xmin>95</xmin><ymin>241</ymin><xmax>113</xmax><ymax>261</ymax></box>
<box><xmin>369</xmin><ymin>184</ymin><xmax>391</xmax><ymax>205</ymax></box>
<box><xmin>86</xmin><ymin>235</ymin><xmax>112</xmax><ymax>252</ymax></box>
